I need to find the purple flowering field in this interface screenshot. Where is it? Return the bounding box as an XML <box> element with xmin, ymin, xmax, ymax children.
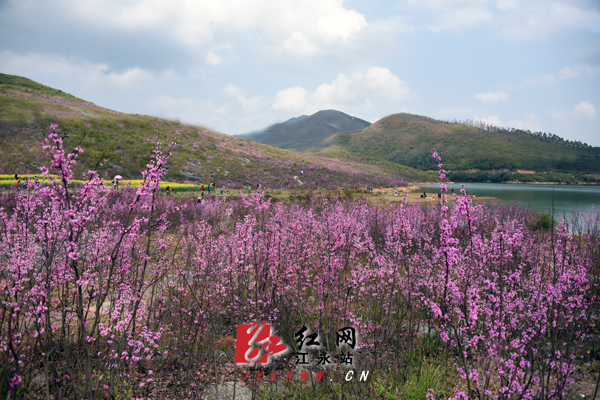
<box><xmin>0</xmin><ymin>126</ymin><xmax>599</xmax><ymax>399</ymax></box>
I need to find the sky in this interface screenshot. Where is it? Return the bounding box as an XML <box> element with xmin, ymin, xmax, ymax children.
<box><xmin>1</xmin><ymin>0</ymin><xmax>599</xmax><ymax>145</ymax></box>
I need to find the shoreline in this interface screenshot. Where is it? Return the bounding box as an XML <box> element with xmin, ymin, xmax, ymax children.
<box><xmin>411</xmin><ymin>181</ymin><xmax>599</xmax><ymax>186</ymax></box>
<box><xmin>372</xmin><ymin>187</ymin><xmax>499</xmax><ymax>204</ymax></box>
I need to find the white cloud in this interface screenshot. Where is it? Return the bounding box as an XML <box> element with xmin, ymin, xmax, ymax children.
<box><xmin>495</xmin><ymin>0</ymin><xmax>519</xmax><ymax>11</ymax></box>
<box><xmin>272</xmin><ymin>87</ymin><xmax>309</xmax><ymax>112</ymax></box>
<box><xmin>282</xmin><ymin>32</ymin><xmax>320</xmax><ymax>57</ymax></box>
<box><xmin>523</xmin><ymin>73</ymin><xmax>557</xmax><ymax>86</ymax></box>
<box><xmin>149</xmin><ymin>95</ymin><xmax>206</xmax><ymax>116</ymax></box>
<box><xmin>524</xmin><ymin>64</ymin><xmax>600</xmax><ymax>86</ymax></box>
<box><xmin>558</xmin><ymin>65</ymin><xmax>600</xmax><ymax>79</ymax></box>
<box><xmin>86</xmin><ymin>65</ymin><xmax>152</xmax><ymax>91</ymax></box>
<box><xmin>404</xmin><ymin>0</ymin><xmax>600</xmax><ymax>38</ymax></box>
<box><xmin>497</xmin><ymin>1</ymin><xmax>600</xmax><ymax>40</ymax></box>
<box><xmin>474</xmin><ymin>114</ymin><xmax>503</xmax><ymax>126</ymax></box>
<box><xmin>205</xmin><ymin>52</ymin><xmax>223</xmax><ymax>66</ymax></box>
<box><xmin>147</xmin><ymin>95</ymin><xmax>224</xmax><ymax>130</ymax></box>
<box><xmin>405</xmin><ymin>0</ymin><xmax>494</xmax><ymax>32</ymax></box>
<box><xmin>474</xmin><ymin>113</ymin><xmax>542</xmax><ymax>131</ymax></box>
<box><xmin>432</xmin><ymin>8</ymin><xmax>494</xmax><ymax>32</ymax></box>
<box><xmin>360</xmin><ymin>66</ymin><xmax>412</xmax><ymax>100</ymax></box>
<box><xmin>558</xmin><ymin>66</ymin><xmax>579</xmax><ymax>80</ymax></box>
<box><xmin>57</xmin><ymin>0</ymin><xmax>367</xmax><ymax>59</ymax></box>
<box><xmin>0</xmin><ymin>51</ymin><xmax>80</xmax><ymax>76</ymax></box>
<box><xmin>505</xmin><ymin>115</ymin><xmax>542</xmax><ymax>131</ymax></box>
<box><xmin>551</xmin><ymin>101</ymin><xmax>597</xmax><ymax>120</ymax></box>
<box><xmin>314</xmin><ymin>3</ymin><xmax>367</xmax><ymax>43</ymax></box>
<box><xmin>224</xmin><ymin>84</ymin><xmax>264</xmax><ymax>112</ymax></box>
<box><xmin>272</xmin><ymin>66</ymin><xmax>413</xmax><ymax>113</ymax></box>
<box><xmin>474</xmin><ymin>91</ymin><xmax>510</xmax><ymax>102</ymax></box>
<box><xmin>0</xmin><ymin>51</ymin><xmax>152</xmax><ymax>92</ymax></box>
<box><xmin>574</xmin><ymin>101</ymin><xmax>597</xmax><ymax>118</ymax></box>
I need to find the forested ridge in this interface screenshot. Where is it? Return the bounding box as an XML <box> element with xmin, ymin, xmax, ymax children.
<box><xmin>339</xmin><ymin>113</ymin><xmax>600</xmax><ymax>182</ymax></box>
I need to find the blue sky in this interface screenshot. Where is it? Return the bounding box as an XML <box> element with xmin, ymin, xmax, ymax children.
<box><xmin>1</xmin><ymin>0</ymin><xmax>599</xmax><ymax>145</ymax></box>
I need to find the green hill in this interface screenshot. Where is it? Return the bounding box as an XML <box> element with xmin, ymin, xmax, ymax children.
<box><xmin>0</xmin><ymin>73</ymin><xmax>428</xmax><ymax>189</ymax></box>
<box><xmin>0</xmin><ymin>73</ymin><xmax>84</xmax><ymax>101</ymax></box>
<box><xmin>339</xmin><ymin>113</ymin><xmax>600</xmax><ymax>183</ymax></box>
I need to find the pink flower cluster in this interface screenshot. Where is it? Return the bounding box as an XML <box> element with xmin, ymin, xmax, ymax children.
<box><xmin>0</xmin><ymin>126</ymin><xmax>597</xmax><ymax>399</ymax></box>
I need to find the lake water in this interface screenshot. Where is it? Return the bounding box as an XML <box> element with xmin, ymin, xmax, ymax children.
<box><xmin>419</xmin><ymin>183</ymin><xmax>600</xmax><ymax>219</ymax></box>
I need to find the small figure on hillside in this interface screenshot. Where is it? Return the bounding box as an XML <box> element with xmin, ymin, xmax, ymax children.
<box><xmin>220</xmin><ymin>186</ymin><xmax>224</xmax><ymax>195</ymax></box>
<box><xmin>166</xmin><ymin>186</ymin><xmax>171</xmax><ymax>196</ymax></box>
<box><xmin>14</xmin><ymin>173</ymin><xmax>18</xmax><ymax>180</ymax></box>
<box><xmin>300</xmin><ymin>170</ymin><xmax>304</xmax><ymax>175</ymax></box>
<box><xmin>248</xmin><ymin>185</ymin><xmax>252</xmax><ymax>194</ymax></box>
<box><xmin>201</xmin><ymin>184</ymin><xmax>205</xmax><ymax>197</ymax></box>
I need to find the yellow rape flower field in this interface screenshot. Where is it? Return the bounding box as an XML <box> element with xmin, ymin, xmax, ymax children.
<box><xmin>0</xmin><ymin>175</ymin><xmax>200</xmax><ymax>192</ymax></box>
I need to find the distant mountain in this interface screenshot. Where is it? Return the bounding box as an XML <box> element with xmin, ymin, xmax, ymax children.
<box><xmin>338</xmin><ymin>113</ymin><xmax>600</xmax><ymax>182</ymax></box>
<box><xmin>247</xmin><ymin>110</ymin><xmax>371</xmax><ymax>152</ymax></box>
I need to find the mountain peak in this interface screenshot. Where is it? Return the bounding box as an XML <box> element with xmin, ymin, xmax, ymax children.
<box><xmin>248</xmin><ymin>110</ymin><xmax>371</xmax><ymax>152</ymax></box>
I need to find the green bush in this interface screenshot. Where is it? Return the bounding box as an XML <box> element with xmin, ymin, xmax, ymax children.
<box><xmin>533</xmin><ymin>213</ymin><xmax>555</xmax><ymax>231</ymax></box>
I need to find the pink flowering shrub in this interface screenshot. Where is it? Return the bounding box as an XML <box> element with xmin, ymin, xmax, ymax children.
<box><xmin>0</xmin><ymin>126</ymin><xmax>597</xmax><ymax>399</ymax></box>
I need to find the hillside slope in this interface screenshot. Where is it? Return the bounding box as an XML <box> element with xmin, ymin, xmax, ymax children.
<box><xmin>340</xmin><ymin>113</ymin><xmax>600</xmax><ymax>176</ymax></box>
<box><xmin>0</xmin><ymin>73</ymin><xmax>428</xmax><ymax>189</ymax></box>
<box><xmin>249</xmin><ymin>110</ymin><xmax>371</xmax><ymax>152</ymax></box>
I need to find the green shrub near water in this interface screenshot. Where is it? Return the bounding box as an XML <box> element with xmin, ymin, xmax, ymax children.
<box><xmin>534</xmin><ymin>213</ymin><xmax>556</xmax><ymax>231</ymax></box>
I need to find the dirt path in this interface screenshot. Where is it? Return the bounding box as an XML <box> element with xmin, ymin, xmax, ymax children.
<box><xmin>292</xmin><ymin>175</ymin><xmax>303</xmax><ymax>185</ymax></box>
